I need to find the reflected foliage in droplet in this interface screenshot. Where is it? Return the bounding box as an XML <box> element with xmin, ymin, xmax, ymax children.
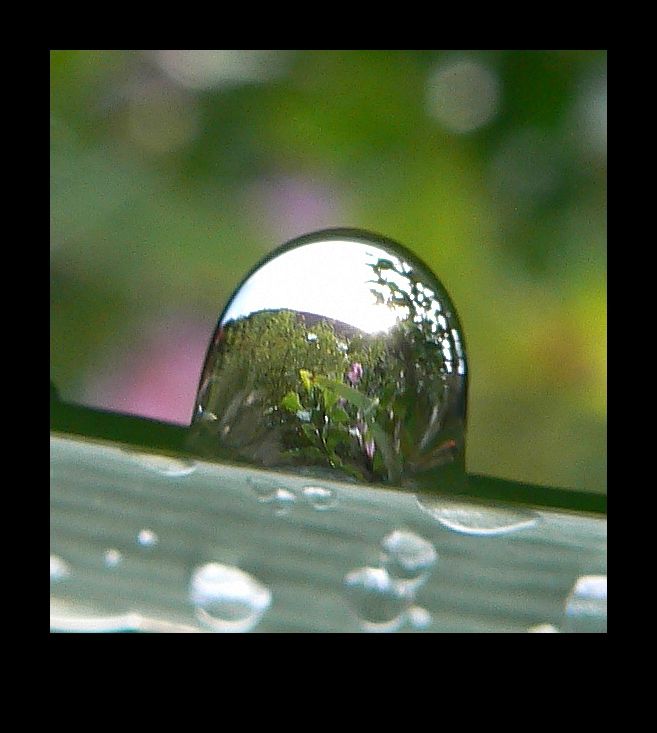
<box><xmin>189</xmin><ymin>229</ymin><xmax>467</xmax><ymax>491</ymax></box>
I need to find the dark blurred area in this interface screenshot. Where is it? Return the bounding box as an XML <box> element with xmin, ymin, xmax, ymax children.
<box><xmin>50</xmin><ymin>50</ymin><xmax>606</xmax><ymax>493</ymax></box>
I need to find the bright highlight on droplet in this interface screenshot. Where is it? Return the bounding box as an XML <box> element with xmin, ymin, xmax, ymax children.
<box><xmin>189</xmin><ymin>228</ymin><xmax>467</xmax><ymax>491</ymax></box>
<box><xmin>426</xmin><ymin>59</ymin><xmax>500</xmax><ymax>133</ymax></box>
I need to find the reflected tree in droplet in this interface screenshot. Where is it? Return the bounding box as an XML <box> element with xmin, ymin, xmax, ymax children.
<box><xmin>188</xmin><ymin>229</ymin><xmax>467</xmax><ymax>491</ymax></box>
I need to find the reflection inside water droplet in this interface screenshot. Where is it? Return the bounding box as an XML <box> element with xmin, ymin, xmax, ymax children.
<box><xmin>417</xmin><ymin>496</ymin><xmax>538</xmax><ymax>536</ymax></box>
<box><xmin>188</xmin><ymin>229</ymin><xmax>467</xmax><ymax>492</ymax></box>
<box><xmin>189</xmin><ymin>563</ymin><xmax>272</xmax><ymax>633</ymax></box>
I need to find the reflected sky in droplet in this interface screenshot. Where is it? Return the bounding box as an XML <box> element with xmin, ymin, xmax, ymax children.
<box><xmin>223</xmin><ymin>240</ymin><xmax>409</xmax><ymax>335</ymax></box>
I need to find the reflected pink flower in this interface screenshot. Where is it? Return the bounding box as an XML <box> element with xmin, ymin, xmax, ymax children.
<box><xmin>79</xmin><ymin>314</ymin><xmax>212</xmax><ymax>425</ymax></box>
<box><xmin>347</xmin><ymin>362</ymin><xmax>363</xmax><ymax>385</ymax></box>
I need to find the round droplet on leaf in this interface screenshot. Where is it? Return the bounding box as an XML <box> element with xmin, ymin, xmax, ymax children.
<box><xmin>188</xmin><ymin>229</ymin><xmax>467</xmax><ymax>491</ymax></box>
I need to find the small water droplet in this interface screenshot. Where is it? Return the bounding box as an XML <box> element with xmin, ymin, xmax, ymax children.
<box><xmin>418</xmin><ymin>497</ymin><xmax>538</xmax><ymax>536</ymax></box>
<box><xmin>50</xmin><ymin>555</ymin><xmax>71</xmax><ymax>582</ymax></box>
<box><xmin>271</xmin><ymin>488</ymin><xmax>296</xmax><ymax>515</ymax></box>
<box><xmin>301</xmin><ymin>485</ymin><xmax>336</xmax><ymax>510</ymax></box>
<box><xmin>380</xmin><ymin>529</ymin><xmax>437</xmax><ymax>592</ymax></box>
<box><xmin>247</xmin><ymin>476</ymin><xmax>279</xmax><ymax>502</ymax></box>
<box><xmin>248</xmin><ymin>477</ymin><xmax>297</xmax><ymax>515</ymax></box>
<box><xmin>189</xmin><ymin>563</ymin><xmax>272</xmax><ymax>633</ymax></box>
<box><xmin>562</xmin><ymin>575</ymin><xmax>607</xmax><ymax>633</ymax></box>
<box><xmin>406</xmin><ymin>605</ymin><xmax>433</xmax><ymax>630</ymax></box>
<box><xmin>137</xmin><ymin>529</ymin><xmax>159</xmax><ymax>547</ymax></box>
<box><xmin>343</xmin><ymin>567</ymin><xmax>408</xmax><ymax>633</ymax></box>
<box><xmin>127</xmin><ymin>452</ymin><xmax>197</xmax><ymax>477</ymax></box>
<box><xmin>187</xmin><ymin>228</ymin><xmax>467</xmax><ymax>492</ymax></box>
<box><xmin>104</xmin><ymin>549</ymin><xmax>123</xmax><ymax>568</ymax></box>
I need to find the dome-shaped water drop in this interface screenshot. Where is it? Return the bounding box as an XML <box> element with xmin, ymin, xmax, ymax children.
<box><xmin>188</xmin><ymin>229</ymin><xmax>467</xmax><ymax>490</ymax></box>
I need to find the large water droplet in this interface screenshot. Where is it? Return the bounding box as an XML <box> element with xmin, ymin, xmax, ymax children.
<box><xmin>188</xmin><ymin>229</ymin><xmax>467</xmax><ymax>491</ymax></box>
<box><xmin>417</xmin><ymin>496</ymin><xmax>538</xmax><ymax>536</ymax></box>
<box><xmin>562</xmin><ymin>575</ymin><xmax>607</xmax><ymax>633</ymax></box>
<box><xmin>189</xmin><ymin>563</ymin><xmax>272</xmax><ymax>633</ymax></box>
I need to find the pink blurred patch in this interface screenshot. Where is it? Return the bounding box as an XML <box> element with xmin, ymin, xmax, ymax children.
<box><xmin>247</xmin><ymin>174</ymin><xmax>345</xmax><ymax>242</ymax></box>
<box><xmin>80</xmin><ymin>315</ymin><xmax>213</xmax><ymax>425</ymax></box>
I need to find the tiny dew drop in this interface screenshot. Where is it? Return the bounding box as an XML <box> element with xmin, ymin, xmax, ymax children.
<box><xmin>137</xmin><ymin>529</ymin><xmax>158</xmax><ymax>547</ymax></box>
<box><xmin>104</xmin><ymin>549</ymin><xmax>123</xmax><ymax>568</ymax></box>
<box><xmin>271</xmin><ymin>488</ymin><xmax>296</xmax><ymax>515</ymax></box>
<box><xmin>187</xmin><ymin>228</ymin><xmax>467</xmax><ymax>493</ymax></box>
<box><xmin>301</xmin><ymin>485</ymin><xmax>335</xmax><ymax>510</ymax></box>
<box><xmin>247</xmin><ymin>477</ymin><xmax>297</xmax><ymax>515</ymax></box>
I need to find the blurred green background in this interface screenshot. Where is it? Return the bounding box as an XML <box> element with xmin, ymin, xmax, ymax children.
<box><xmin>50</xmin><ymin>50</ymin><xmax>606</xmax><ymax>494</ymax></box>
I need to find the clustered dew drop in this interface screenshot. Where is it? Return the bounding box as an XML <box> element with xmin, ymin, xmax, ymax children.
<box><xmin>343</xmin><ymin>529</ymin><xmax>437</xmax><ymax>633</ymax></box>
